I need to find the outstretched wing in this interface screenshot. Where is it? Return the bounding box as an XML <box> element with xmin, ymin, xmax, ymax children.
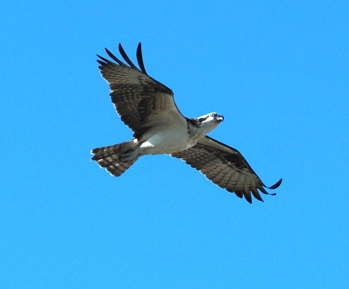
<box><xmin>171</xmin><ymin>136</ymin><xmax>282</xmax><ymax>203</ymax></box>
<box><xmin>97</xmin><ymin>43</ymin><xmax>184</xmax><ymax>139</ymax></box>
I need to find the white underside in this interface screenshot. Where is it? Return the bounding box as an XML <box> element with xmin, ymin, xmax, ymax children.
<box><xmin>138</xmin><ymin>121</ymin><xmax>196</xmax><ymax>155</ymax></box>
<box><xmin>121</xmin><ymin>110</ymin><xmax>221</xmax><ymax>161</ymax></box>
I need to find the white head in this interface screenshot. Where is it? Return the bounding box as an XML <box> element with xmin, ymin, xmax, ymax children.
<box><xmin>190</xmin><ymin>112</ymin><xmax>224</xmax><ymax>137</ymax></box>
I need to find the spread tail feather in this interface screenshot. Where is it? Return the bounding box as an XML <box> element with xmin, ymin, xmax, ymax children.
<box><xmin>91</xmin><ymin>141</ymin><xmax>139</xmax><ymax>177</ymax></box>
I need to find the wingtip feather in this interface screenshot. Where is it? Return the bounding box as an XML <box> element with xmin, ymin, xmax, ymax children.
<box><xmin>244</xmin><ymin>192</ymin><xmax>252</xmax><ymax>204</ymax></box>
<box><xmin>268</xmin><ymin>178</ymin><xmax>283</xmax><ymax>190</ymax></box>
<box><xmin>104</xmin><ymin>48</ymin><xmax>124</xmax><ymax>65</ymax></box>
<box><xmin>136</xmin><ymin>42</ymin><xmax>147</xmax><ymax>74</ymax></box>
<box><xmin>251</xmin><ymin>189</ymin><xmax>264</xmax><ymax>202</ymax></box>
<box><xmin>96</xmin><ymin>54</ymin><xmax>111</xmax><ymax>64</ymax></box>
<box><xmin>118</xmin><ymin>43</ymin><xmax>138</xmax><ymax>69</ymax></box>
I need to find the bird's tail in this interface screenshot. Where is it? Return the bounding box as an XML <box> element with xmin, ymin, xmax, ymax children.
<box><xmin>91</xmin><ymin>140</ymin><xmax>139</xmax><ymax>177</ymax></box>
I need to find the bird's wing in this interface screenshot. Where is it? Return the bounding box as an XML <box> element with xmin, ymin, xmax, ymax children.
<box><xmin>97</xmin><ymin>43</ymin><xmax>185</xmax><ymax>139</ymax></box>
<box><xmin>171</xmin><ymin>136</ymin><xmax>282</xmax><ymax>203</ymax></box>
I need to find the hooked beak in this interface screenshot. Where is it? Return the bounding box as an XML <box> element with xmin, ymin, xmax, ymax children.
<box><xmin>217</xmin><ymin>115</ymin><xmax>224</xmax><ymax>122</ymax></box>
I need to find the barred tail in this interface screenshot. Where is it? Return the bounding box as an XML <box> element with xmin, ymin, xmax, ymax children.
<box><xmin>91</xmin><ymin>141</ymin><xmax>139</xmax><ymax>177</ymax></box>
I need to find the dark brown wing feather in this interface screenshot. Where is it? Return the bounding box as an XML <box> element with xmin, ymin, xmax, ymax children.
<box><xmin>97</xmin><ymin>43</ymin><xmax>182</xmax><ymax>139</ymax></box>
<box><xmin>171</xmin><ymin>136</ymin><xmax>282</xmax><ymax>203</ymax></box>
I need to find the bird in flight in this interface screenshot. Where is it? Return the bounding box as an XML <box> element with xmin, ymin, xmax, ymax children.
<box><xmin>91</xmin><ymin>43</ymin><xmax>282</xmax><ymax>203</ymax></box>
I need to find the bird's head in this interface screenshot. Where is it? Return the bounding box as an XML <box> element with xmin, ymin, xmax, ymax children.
<box><xmin>192</xmin><ymin>112</ymin><xmax>224</xmax><ymax>137</ymax></box>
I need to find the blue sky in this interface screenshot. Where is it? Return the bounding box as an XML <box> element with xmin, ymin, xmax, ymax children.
<box><xmin>1</xmin><ymin>1</ymin><xmax>349</xmax><ymax>288</ymax></box>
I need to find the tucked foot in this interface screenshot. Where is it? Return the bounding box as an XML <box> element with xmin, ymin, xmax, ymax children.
<box><xmin>120</xmin><ymin>147</ymin><xmax>140</xmax><ymax>162</ymax></box>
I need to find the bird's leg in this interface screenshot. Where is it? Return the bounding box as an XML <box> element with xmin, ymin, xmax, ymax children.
<box><xmin>120</xmin><ymin>146</ymin><xmax>140</xmax><ymax>162</ymax></box>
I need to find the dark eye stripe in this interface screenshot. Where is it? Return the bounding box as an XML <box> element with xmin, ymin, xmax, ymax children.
<box><xmin>199</xmin><ymin>116</ymin><xmax>208</xmax><ymax>122</ymax></box>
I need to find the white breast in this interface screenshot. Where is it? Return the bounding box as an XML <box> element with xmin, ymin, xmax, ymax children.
<box><xmin>139</xmin><ymin>121</ymin><xmax>195</xmax><ymax>155</ymax></box>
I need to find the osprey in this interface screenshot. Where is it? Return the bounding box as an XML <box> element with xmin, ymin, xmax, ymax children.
<box><xmin>91</xmin><ymin>43</ymin><xmax>282</xmax><ymax>203</ymax></box>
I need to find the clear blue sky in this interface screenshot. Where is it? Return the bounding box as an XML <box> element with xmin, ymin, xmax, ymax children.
<box><xmin>1</xmin><ymin>1</ymin><xmax>348</xmax><ymax>288</ymax></box>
